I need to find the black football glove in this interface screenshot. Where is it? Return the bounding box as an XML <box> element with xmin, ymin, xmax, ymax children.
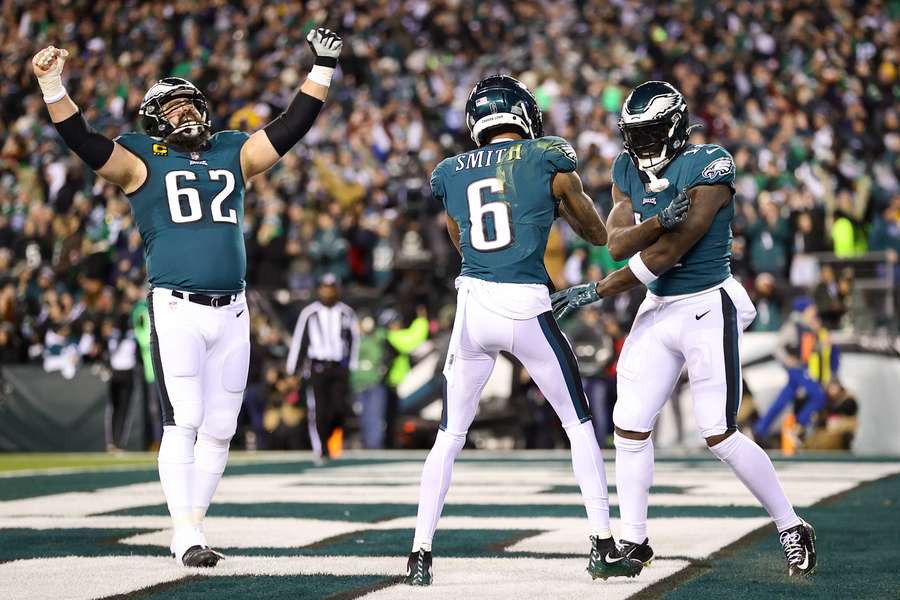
<box><xmin>658</xmin><ymin>187</ymin><xmax>691</xmax><ymax>231</ymax></box>
<box><xmin>551</xmin><ymin>282</ymin><xmax>601</xmax><ymax>320</ymax></box>
<box><xmin>307</xmin><ymin>27</ymin><xmax>343</xmax><ymax>67</ymax></box>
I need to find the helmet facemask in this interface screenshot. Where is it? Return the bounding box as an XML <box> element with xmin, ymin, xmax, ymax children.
<box><xmin>618</xmin><ymin>83</ymin><xmax>691</xmax><ymax>174</ymax></box>
<box><xmin>139</xmin><ymin>78</ymin><xmax>211</xmax><ymax>151</ymax></box>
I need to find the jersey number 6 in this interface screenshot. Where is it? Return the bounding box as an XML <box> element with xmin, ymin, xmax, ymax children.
<box><xmin>165</xmin><ymin>169</ymin><xmax>237</xmax><ymax>224</ymax></box>
<box><xmin>467</xmin><ymin>177</ymin><xmax>513</xmax><ymax>252</ymax></box>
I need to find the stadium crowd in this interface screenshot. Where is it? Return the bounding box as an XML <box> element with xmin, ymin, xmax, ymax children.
<box><xmin>1</xmin><ymin>1</ymin><xmax>897</xmax><ymax>450</ymax></box>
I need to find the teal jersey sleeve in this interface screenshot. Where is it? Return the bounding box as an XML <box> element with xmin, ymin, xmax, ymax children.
<box><xmin>687</xmin><ymin>145</ymin><xmax>735</xmax><ymax>189</ymax></box>
<box><xmin>611</xmin><ymin>152</ymin><xmax>632</xmax><ymax>190</ymax></box>
<box><xmin>430</xmin><ymin>158</ymin><xmax>451</xmax><ymax>204</ymax></box>
<box><xmin>540</xmin><ymin>136</ymin><xmax>577</xmax><ymax>173</ymax></box>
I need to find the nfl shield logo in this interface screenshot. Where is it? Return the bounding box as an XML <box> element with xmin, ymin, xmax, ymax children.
<box><xmin>190</xmin><ymin>152</ymin><xmax>200</xmax><ymax>160</ymax></box>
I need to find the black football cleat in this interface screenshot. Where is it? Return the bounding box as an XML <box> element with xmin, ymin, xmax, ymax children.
<box><xmin>780</xmin><ymin>519</ymin><xmax>816</xmax><ymax>577</ymax></box>
<box><xmin>181</xmin><ymin>545</ymin><xmax>225</xmax><ymax>568</ymax></box>
<box><xmin>587</xmin><ymin>535</ymin><xmax>643</xmax><ymax>580</ymax></box>
<box><xmin>404</xmin><ymin>549</ymin><xmax>433</xmax><ymax>586</ymax></box>
<box><xmin>620</xmin><ymin>537</ymin><xmax>655</xmax><ymax>566</ymax></box>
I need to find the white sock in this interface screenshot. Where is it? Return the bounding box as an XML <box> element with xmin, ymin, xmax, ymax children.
<box><xmin>614</xmin><ymin>433</ymin><xmax>654</xmax><ymax>543</ymax></box>
<box><xmin>158</xmin><ymin>425</ymin><xmax>197</xmax><ymax>527</ymax></box>
<box><xmin>193</xmin><ymin>432</ymin><xmax>230</xmax><ymax>525</ymax></box>
<box><xmin>564</xmin><ymin>420</ymin><xmax>611</xmax><ymax>538</ymax></box>
<box><xmin>412</xmin><ymin>429</ymin><xmax>466</xmax><ymax>552</ymax></box>
<box><xmin>708</xmin><ymin>431</ymin><xmax>801</xmax><ymax>532</ymax></box>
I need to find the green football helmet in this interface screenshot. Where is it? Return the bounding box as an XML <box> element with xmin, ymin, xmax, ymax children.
<box><xmin>618</xmin><ymin>81</ymin><xmax>693</xmax><ymax>173</ymax></box>
<box><xmin>465</xmin><ymin>75</ymin><xmax>543</xmax><ymax>147</ymax></box>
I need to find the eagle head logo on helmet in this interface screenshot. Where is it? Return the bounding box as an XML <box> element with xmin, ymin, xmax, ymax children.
<box><xmin>618</xmin><ymin>81</ymin><xmax>699</xmax><ymax>174</ymax></box>
<box><xmin>465</xmin><ymin>75</ymin><xmax>543</xmax><ymax>147</ymax></box>
<box><xmin>139</xmin><ymin>77</ymin><xmax>211</xmax><ymax>151</ymax></box>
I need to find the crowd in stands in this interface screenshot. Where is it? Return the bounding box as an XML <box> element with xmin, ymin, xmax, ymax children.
<box><xmin>1</xmin><ymin>1</ymin><xmax>897</xmax><ymax>450</ymax></box>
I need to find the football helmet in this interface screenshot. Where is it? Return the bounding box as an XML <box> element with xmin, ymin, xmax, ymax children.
<box><xmin>465</xmin><ymin>75</ymin><xmax>543</xmax><ymax>146</ymax></box>
<box><xmin>618</xmin><ymin>81</ymin><xmax>694</xmax><ymax>173</ymax></box>
<box><xmin>139</xmin><ymin>77</ymin><xmax>211</xmax><ymax>140</ymax></box>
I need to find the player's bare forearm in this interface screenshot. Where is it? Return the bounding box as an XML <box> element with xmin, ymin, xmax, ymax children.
<box><xmin>606</xmin><ymin>184</ymin><xmax>667</xmax><ymax>260</ymax></box>
<box><xmin>553</xmin><ymin>171</ymin><xmax>607</xmax><ymax>245</ymax></box>
<box><xmin>45</xmin><ymin>94</ymin><xmax>78</xmax><ymax>123</ymax></box>
<box><xmin>445</xmin><ymin>212</ymin><xmax>462</xmax><ymax>255</ymax></box>
<box><xmin>300</xmin><ymin>79</ymin><xmax>329</xmax><ymax>101</ymax></box>
<box><xmin>598</xmin><ymin>185</ymin><xmax>731</xmax><ymax>297</ymax></box>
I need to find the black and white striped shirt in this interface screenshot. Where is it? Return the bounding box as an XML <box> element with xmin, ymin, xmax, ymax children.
<box><xmin>286</xmin><ymin>301</ymin><xmax>360</xmax><ymax>376</ymax></box>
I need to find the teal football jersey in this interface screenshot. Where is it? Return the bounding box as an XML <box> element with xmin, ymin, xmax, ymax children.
<box><xmin>612</xmin><ymin>144</ymin><xmax>736</xmax><ymax>296</ymax></box>
<box><xmin>115</xmin><ymin>130</ymin><xmax>249</xmax><ymax>294</ymax></box>
<box><xmin>432</xmin><ymin>136</ymin><xmax>577</xmax><ymax>285</ymax></box>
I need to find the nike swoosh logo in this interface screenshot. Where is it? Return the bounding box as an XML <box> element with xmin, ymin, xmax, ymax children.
<box><xmin>695</xmin><ymin>310</ymin><xmax>710</xmax><ymax>320</ymax></box>
<box><xmin>604</xmin><ymin>553</ymin><xmax>624</xmax><ymax>563</ymax></box>
<box><xmin>796</xmin><ymin>555</ymin><xmax>809</xmax><ymax>570</ymax></box>
<box><xmin>236</xmin><ymin>310</ymin><xmax>244</xmax><ymax>318</ymax></box>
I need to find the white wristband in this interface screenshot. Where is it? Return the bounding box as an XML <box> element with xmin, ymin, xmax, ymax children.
<box><xmin>628</xmin><ymin>253</ymin><xmax>658</xmax><ymax>286</ymax></box>
<box><xmin>307</xmin><ymin>65</ymin><xmax>335</xmax><ymax>87</ymax></box>
<box><xmin>38</xmin><ymin>73</ymin><xmax>66</xmax><ymax>104</ymax></box>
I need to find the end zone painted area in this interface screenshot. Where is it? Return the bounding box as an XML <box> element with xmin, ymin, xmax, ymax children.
<box><xmin>0</xmin><ymin>453</ymin><xmax>896</xmax><ymax>599</ymax></box>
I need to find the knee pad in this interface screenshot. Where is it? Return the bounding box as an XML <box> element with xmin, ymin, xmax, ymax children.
<box><xmin>201</xmin><ymin>406</ymin><xmax>240</xmax><ymax>440</ymax></box>
<box><xmin>171</xmin><ymin>402</ymin><xmax>204</xmax><ymax>431</ymax></box>
<box><xmin>434</xmin><ymin>429</ymin><xmax>466</xmax><ymax>457</ymax></box>
<box><xmin>614</xmin><ymin>433</ymin><xmax>652</xmax><ymax>454</ymax></box>
<box><xmin>195</xmin><ymin>432</ymin><xmax>230</xmax><ymax>474</ymax></box>
<box><xmin>158</xmin><ymin>425</ymin><xmax>197</xmax><ymax>464</ymax></box>
<box><xmin>221</xmin><ymin>342</ymin><xmax>251</xmax><ymax>394</ymax></box>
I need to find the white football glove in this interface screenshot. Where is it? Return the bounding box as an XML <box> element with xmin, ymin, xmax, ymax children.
<box><xmin>306</xmin><ymin>27</ymin><xmax>343</xmax><ymax>66</ymax></box>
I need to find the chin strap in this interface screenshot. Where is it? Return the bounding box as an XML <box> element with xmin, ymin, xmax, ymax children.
<box><xmin>644</xmin><ymin>168</ymin><xmax>671</xmax><ymax>192</ymax></box>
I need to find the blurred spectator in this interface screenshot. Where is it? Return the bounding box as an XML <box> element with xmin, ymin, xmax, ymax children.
<box><xmin>745</xmin><ymin>197</ymin><xmax>790</xmax><ymax>278</ymax></box>
<box><xmin>754</xmin><ymin>298</ymin><xmax>839</xmax><ymax>442</ymax></box>
<box><xmin>352</xmin><ymin>314</ymin><xmax>389</xmax><ymax>449</ymax></box>
<box><xmin>804</xmin><ymin>380</ymin><xmax>859</xmax><ymax>450</ymax></box>
<box><xmin>812</xmin><ymin>265</ymin><xmax>848</xmax><ymax>329</ymax></box>
<box><xmin>749</xmin><ymin>273</ymin><xmax>783</xmax><ymax>332</ymax></box>
<box><xmin>382</xmin><ymin>306</ymin><xmax>429</xmax><ymax>448</ymax></box>
<box><xmin>103</xmin><ymin>315</ymin><xmax>137</xmax><ymax>452</ymax></box>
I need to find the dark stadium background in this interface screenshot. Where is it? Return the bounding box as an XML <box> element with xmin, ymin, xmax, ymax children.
<box><xmin>0</xmin><ymin>0</ymin><xmax>898</xmax><ymax>454</ymax></box>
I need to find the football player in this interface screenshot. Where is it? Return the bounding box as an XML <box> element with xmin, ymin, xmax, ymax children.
<box><xmin>404</xmin><ymin>75</ymin><xmax>653</xmax><ymax>586</ymax></box>
<box><xmin>552</xmin><ymin>81</ymin><xmax>817</xmax><ymax>577</ymax></box>
<box><xmin>31</xmin><ymin>28</ymin><xmax>343</xmax><ymax>567</ymax></box>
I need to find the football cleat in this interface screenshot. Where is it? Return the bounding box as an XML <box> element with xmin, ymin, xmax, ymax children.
<box><xmin>780</xmin><ymin>519</ymin><xmax>817</xmax><ymax>577</ymax></box>
<box><xmin>587</xmin><ymin>535</ymin><xmax>643</xmax><ymax>580</ymax></box>
<box><xmin>404</xmin><ymin>549</ymin><xmax>433</xmax><ymax>586</ymax></box>
<box><xmin>620</xmin><ymin>537</ymin><xmax>655</xmax><ymax>566</ymax></box>
<box><xmin>180</xmin><ymin>545</ymin><xmax>225</xmax><ymax>568</ymax></box>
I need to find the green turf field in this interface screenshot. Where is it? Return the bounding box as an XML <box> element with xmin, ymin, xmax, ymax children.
<box><xmin>0</xmin><ymin>452</ymin><xmax>897</xmax><ymax>599</ymax></box>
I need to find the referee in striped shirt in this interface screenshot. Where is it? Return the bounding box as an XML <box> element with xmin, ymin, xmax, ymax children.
<box><xmin>286</xmin><ymin>274</ymin><xmax>359</xmax><ymax>460</ymax></box>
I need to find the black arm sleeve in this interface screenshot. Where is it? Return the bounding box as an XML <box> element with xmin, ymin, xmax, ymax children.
<box><xmin>54</xmin><ymin>111</ymin><xmax>115</xmax><ymax>170</ymax></box>
<box><xmin>262</xmin><ymin>91</ymin><xmax>325</xmax><ymax>156</ymax></box>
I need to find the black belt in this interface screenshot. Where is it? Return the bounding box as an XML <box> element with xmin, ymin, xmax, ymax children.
<box><xmin>172</xmin><ymin>290</ymin><xmax>234</xmax><ymax>307</ymax></box>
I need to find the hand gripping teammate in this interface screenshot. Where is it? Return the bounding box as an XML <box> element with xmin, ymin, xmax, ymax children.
<box><xmin>552</xmin><ymin>81</ymin><xmax>816</xmax><ymax>578</ymax></box>
<box><xmin>32</xmin><ymin>28</ymin><xmax>343</xmax><ymax>567</ymax></box>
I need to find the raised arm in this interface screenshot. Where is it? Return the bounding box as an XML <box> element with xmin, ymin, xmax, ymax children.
<box><xmin>32</xmin><ymin>46</ymin><xmax>146</xmax><ymax>194</ymax></box>
<box><xmin>606</xmin><ymin>183</ymin><xmax>690</xmax><ymax>260</ymax></box>
<box><xmin>240</xmin><ymin>28</ymin><xmax>343</xmax><ymax>180</ymax></box>
<box><xmin>552</xmin><ymin>171</ymin><xmax>607</xmax><ymax>246</ymax></box>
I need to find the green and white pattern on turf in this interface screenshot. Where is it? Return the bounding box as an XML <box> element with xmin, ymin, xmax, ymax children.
<box><xmin>0</xmin><ymin>452</ymin><xmax>897</xmax><ymax>599</ymax></box>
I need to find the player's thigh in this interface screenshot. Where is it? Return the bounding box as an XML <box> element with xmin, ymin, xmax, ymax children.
<box><xmin>200</xmin><ymin>306</ymin><xmax>251</xmax><ymax>440</ymax></box>
<box><xmin>511</xmin><ymin>312</ymin><xmax>590</xmax><ymax>427</ymax></box>
<box><xmin>681</xmin><ymin>289</ymin><xmax>743</xmax><ymax>439</ymax></box>
<box><xmin>150</xmin><ymin>291</ymin><xmax>206</xmax><ymax>429</ymax></box>
<box><xmin>613</xmin><ymin>304</ymin><xmax>684</xmax><ymax>433</ymax></box>
<box><xmin>441</xmin><ymin>304</ymin><xmax>500</xmax><ymax>435</ymax></box>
